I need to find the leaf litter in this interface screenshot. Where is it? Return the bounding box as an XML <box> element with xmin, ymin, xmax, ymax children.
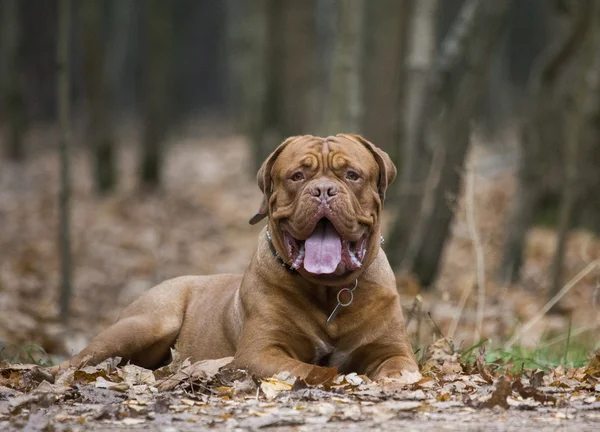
<box><xmin>1</xmin><ymin>340</ymin><xmax>599</xmax><ymax>430</ymax></box>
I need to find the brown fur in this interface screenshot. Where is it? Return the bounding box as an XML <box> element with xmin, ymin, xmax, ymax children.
<box><xmin>53</xmin><ymin>134</ymin><xmax>418</xmax><ymax>380</ymax></box>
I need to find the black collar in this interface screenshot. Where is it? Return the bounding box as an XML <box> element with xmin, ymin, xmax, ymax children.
<box><xmin>266</xmin><ymin>230</ymin><xmax>298</xmax><ymax>274</ymax></box>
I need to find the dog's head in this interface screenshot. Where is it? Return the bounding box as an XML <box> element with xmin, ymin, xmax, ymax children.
<box><xmin>250</xmin><ymin>134</ymin><xmax>396</xmax><ymax>284</ymax></box>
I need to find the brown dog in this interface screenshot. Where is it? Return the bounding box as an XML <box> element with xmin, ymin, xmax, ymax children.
<box><xmin>54</xmin><ymin>134</ymin><xmax>418</xmax><ymax>380</ymax></box>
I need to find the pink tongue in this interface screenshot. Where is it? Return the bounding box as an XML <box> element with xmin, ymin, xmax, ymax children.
<box><xmin>303</xmin><ymin>220</ymin><xmax>342</xmax><ymax>274</ymax></box>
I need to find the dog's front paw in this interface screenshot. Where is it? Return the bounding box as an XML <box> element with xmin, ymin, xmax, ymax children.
<box><xmin>372</xmin><ymin>355</ymin><xmax>421</xmax><ymax>383</ymax></box>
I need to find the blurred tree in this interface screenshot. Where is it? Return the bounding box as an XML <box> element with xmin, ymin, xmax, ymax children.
<box><xmin>107</xmin><ymin>0</ymin><xmax>135</xmax><ymax>118</ymax></box>
<box><xmin>228</xmin><ymin>0</ymin><xmax>318</xmax><ymax>172</ymax></box>
<box><xmin>1</xmin><ymin>0</ymin><xmax>27</xmax><ymax>161</ymax></box>
<box><xmin>395</xmin><ymin>0</ymin><xmax>438</xmax><ymax>202</ymax></box>
<box><xmin>226</xmin><ymin>0</ymin><xmax>270</xmax><ymax>173</ymax></box>
<box><xmin>321</xmin><ymin>0</ymin><xmax>366</xmax><ymax>134</ymax></box>
<box><xmin>276</xmin><ymin>0</ymin><xmax>318</xmax><ymax>137</ymax></box>
<box><xmin>478</xmin><ymin>0</ymin><xmax>550</xmax><ymax>138</ymax></box>
<box><xmin>140</xmin><ymin>0</ymin><xmax>174</xmax><ymax>189</ymax></box>
<box><xmin>57</xmin><ymin>0</ymin><xmax>72</xmax><ymax>322</ymax></box>
<box><xmin>549</xmin><ymin>0</ymin><xmax>600</xmax><ymax>303</ymax></box>
<box><xmin>362</xmin><ymin>0</ymin><xmax>414</xmax><ymax>165</ymax></box>
<box><xmin>81</xmin><ymin>0</ymin><xmax>117</xmax><ymax>194</ymax></box>
<box><xmin>387</xmin><ymin>0</ymin><xmax>513</xmax><ymax>287</ymax></box>
<box><xmin>497</xmin><ymin>0</ymin><xmax>596</xmax><ymax>285</ymax></box>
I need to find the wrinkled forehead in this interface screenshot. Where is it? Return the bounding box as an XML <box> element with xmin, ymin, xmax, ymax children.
<box><xmin>275</xmin><ymin>135</ymin><xmax>378</xmax><ymax>171</ymax></box>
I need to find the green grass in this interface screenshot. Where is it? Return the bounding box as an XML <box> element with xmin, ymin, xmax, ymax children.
<box><xmin>1</xmin><ymin>343</ymin><xmax>54</xmax><ymax>367</ymax></box>
<box><xmin>457</xmin><ymin>335</ymin><xmax>597</xmax><ymax>373</ymax></box>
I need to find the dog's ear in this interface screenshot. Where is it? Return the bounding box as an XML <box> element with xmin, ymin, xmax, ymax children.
<box><xmin>249</xmin><ymin>136</ymin><xmax>302</xmax><ymax>225</ymax></box>
<box><xmin>343</xmin><ymin>134</ymin><xmax>397</xmax><ymax>201</ymax></box>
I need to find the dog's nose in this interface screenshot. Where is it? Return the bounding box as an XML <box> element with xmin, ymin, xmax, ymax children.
<box><xmin>310</xmin><ymin>181</ymin><xmax>338</xmax><ymax>200</ymax></box>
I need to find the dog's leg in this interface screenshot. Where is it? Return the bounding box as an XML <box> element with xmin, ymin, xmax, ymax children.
<box><xmin>51</xmin><ymin>277</ymin><xmax>190</xmax><ymax>373</ymax></box>
<box><xmin>234</xmin><ymin>325</ymin><xmax>338</xmax><ymax>383</ymax></box>
<box><xmin>53</xmin><ymin>314</ymin><xmax>181</xmax><ymax>372</ymax></box>
<box><xmin>234</xmin><ymin>346</ymin><xmax>337</xmax><ymax>383</ymax></box>
<box><xmin>345</xmin><ymin>339</ymin><xmax>420</xmax><ymax>380</ymax></box>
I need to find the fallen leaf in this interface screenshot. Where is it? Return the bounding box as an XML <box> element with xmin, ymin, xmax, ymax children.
<box><xmin>476</xmin><ymin>350</ymin><xmax>494</xmax><ymax>384</ymax></box>
<box><xmin>586</xmin><ymin>350</ymin><xmax>600</xmax><ymax>376</ymax></box>
<box><xmin>437</xmin><ymin>392</ymin><xmax>451</xmax><ymax>401</ymax></box>
<box><xmin>482</xmin><ymin>376</ymin><xmax>512</xmax><ymax>409</ymax></box>
<box><xmin>156</xmin><ymin>357</ymin><xmax>233</xmax><ymax>391</ymax></box>
<box><xmin>530</xmin><ymin>369</ymin><xmax>545</xmax><ymax>388</ymax></box>
<box><xmin>345</xmin><ymin>372</ymin><xmax>364</xmax><ymax>386</ymax></box>
<box><xmin>302</xmin><ymin>365</ymin><xmax>338</xmax><ymax>386</ymax></box>
<box><xmin>120</xmin><ymin>418</ymin><xmax>146</xmax><ymax>425</ymax></box>
<box><xmin>260</xmin><ymin>373</ymin><xmax>295</xmax><ymax>400</ymax></box>
<box><xmin>512</xmin><ymin>379</ymin><xmax>556</xmax><ymax>404</ymax></box>
<box><xmin>423</xmin><ymin>338</ymin><xmax>460</xmax><ymax>375</ymax></box>
<box><xmin>119</xmin><ymin>364</ymin><xmax>155</xmax><ymax>386</ymax></box>
<box><xmin>415</xmin><ymin>377</ymin><xmax>437</xmax><ymax>389</ymax></box>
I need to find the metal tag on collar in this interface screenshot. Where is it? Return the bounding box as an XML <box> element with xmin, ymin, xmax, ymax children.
<box><xmin>327</xmin><ymin>279</ymin><xmax>358</xmax><ymax>324</ymax></box>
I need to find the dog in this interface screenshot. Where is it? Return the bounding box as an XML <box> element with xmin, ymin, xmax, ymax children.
<box><xmin>53</xmin><ymin>134</ymin><xmax>418</xmax><ymax>381</ymax></box>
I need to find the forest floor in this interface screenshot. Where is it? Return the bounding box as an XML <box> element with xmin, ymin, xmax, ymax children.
<box><xmin>1</xmin><ymin>345</ymin><xmax>599</xmax><ymax>431</ymax></box>
<box><xmin>0</xmin><ymin>126</ymin><xmax>599</xmax><ymax>430</ymax></box>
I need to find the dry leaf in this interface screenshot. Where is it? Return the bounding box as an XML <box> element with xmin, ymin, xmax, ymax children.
<box><xmin>512</xmin><ymin>379</ymin><xmax>556</xmax><ymax>404</ymax></box>
<box><xmin>118</xmin><ymin>364</ymin><xmax>155</xmax><ymax>386</ymax></box>
<box><xmin>586</xmin><ymin>350</ymin><xmax>600</xmax><ymax>376</ymax></box>
<box><xmin>302</xmin><ymin>365</ymin><xmax>338</xmax><ymax>386</ymax></box>
<box><xmin>156</xmin><ymin>356</ymin><xmax>233</xmax><ymax>391</ymax></box>
<box><xmin>482</xmin><ymin>376</ymin><xmax>512</xmax><ymax>409</ymax></box>
<box><xmin>475</xmin><ymin>350</ymin><xmax>494</xmax><ymax>384</ymax></box>
<box><xmin>260</xmin><ymin>372</ymin><xmax>296</xmax><ymax>400</ymax></box>
<box><xmin>530</xmin><ymin>369</ymin><xmax>545</xmax><ymax>388</ymax></box>
<box><xmin>423</xmin><ymin>338</ymin><xmax>460</xmax><ymax>375</ymax></box>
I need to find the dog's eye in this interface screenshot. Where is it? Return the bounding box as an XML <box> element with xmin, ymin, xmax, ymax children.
<box><xmin>291</xmin><ymin>172</ymin><xmax>305</xmax><ymax>182</ymax></box>
<box><xmin>346</xmin><ymin>171</ymin><xmax>360</xmax><ymax>181</ymax></box>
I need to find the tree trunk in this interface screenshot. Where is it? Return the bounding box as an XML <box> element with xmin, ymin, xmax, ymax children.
<box><xmin>81</xmin><ymin>0</ymin><xmax>117</xmax><ymax>194</ymax></box>
<box><xmin>57</xmin><ymin>0</ymin><xmax>72</xmax><ymax>323</ymax></box>
<box><xmin>228</xmin><ymin>1</ymin><xmax>318</xmax><ymax>171</ymax></box>
<box><xmin>226</xmin><ymin>0</ymin><xmax>270</xmax><ymax>173</ymax></box>
<box><xmin>362</xmin><ymin>0</ymin><xmax>414</xmax><ymax>164</ymax></box>
<box><xmin>399</xmin><ymin>0</ymin><xmax>437</xmax><ymax>178</ymax></box>
<box><xmin>322</xmin><ymin>0</ymin><xmax>366</xmax><ymax>134</ymax></box>
<box><xmin>385</xmin><ymin>0</ymin><xmax>438</xmax><ymax>257</ymax></box>
<box><xmin>496</xmin><ymin>162</ymin><xmax>541</xmax><ymax>284</ymax></box>
<box><xmin>497</xmin><ymin>0</ymin><xmax>593</xmax><ymax>283</ymax></box>
<box><xmin>140</xmin><ymin>0</ymin><xmax>173</xmax><ymax>189</ymax></box>
<box><xmin>388</xmin><ymin>0</ymin><xmax>512</xmax><ymax>286</ymax></box>
<box><xmin>107</xmin><ymin>0</ymin><xmax>135</xmax><ymax>116</ymax></box>
<box><xmin>1</xmin><ymin>0</ymin><xmax>26</xmax><ymax>161</ymax></box>
<box><xmin>277</xmin><ymin>0</ymin><xmax>318</xmax><ymax>136</ymax></box>
<box><xmin>548</xmin><ymin>0</ymin><xmax>599</xmax><ymax>304</ymax></box>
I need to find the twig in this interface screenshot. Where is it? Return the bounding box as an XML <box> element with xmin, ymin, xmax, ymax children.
<box><xmin>538</xmin><ymin>323</ymin><xmax>598</xmax><ymax>349</ymax></box>
<box><xmin>594</xmin><ymin>277</ymin><xmax>599</xmax><ymax>311</ymax></box>
<box><xmin>416</xmin><ymin>298</ymin><xmax>423</xmax><ymax>348</ymax></box>
<box><xmin>427</xmin><ymin>311</ymin><xmax>453</xmax><ymax>352</ymax></box>
<box><xmin>448</xmin><ymin>279</ymin><xmax>474</xmax><ymax>339</ymax></box>
<box><xmin>465</xmin><ymin>162</ymin><xmax>486</xmax><ymax>343</ymax></box>
<box><xmin>405</xmin><ymin>294</ymin><xmax>422</xmax><ymax>327</ymax></box>
<box><xmin>505</xmin><ymin>259</ymin><xmax>600</xmax><ymax>348</ymax></box>
<box><xmin>563</xmin><ymin>313</ymin><xmax>572</xmax><ymax>366</ymax></box>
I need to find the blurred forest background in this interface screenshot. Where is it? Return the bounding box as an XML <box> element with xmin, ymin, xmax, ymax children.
<box><xmin>0</xmin><ymin>0</ymin><xmax>599</xmax><ymax>366</ymax></box>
